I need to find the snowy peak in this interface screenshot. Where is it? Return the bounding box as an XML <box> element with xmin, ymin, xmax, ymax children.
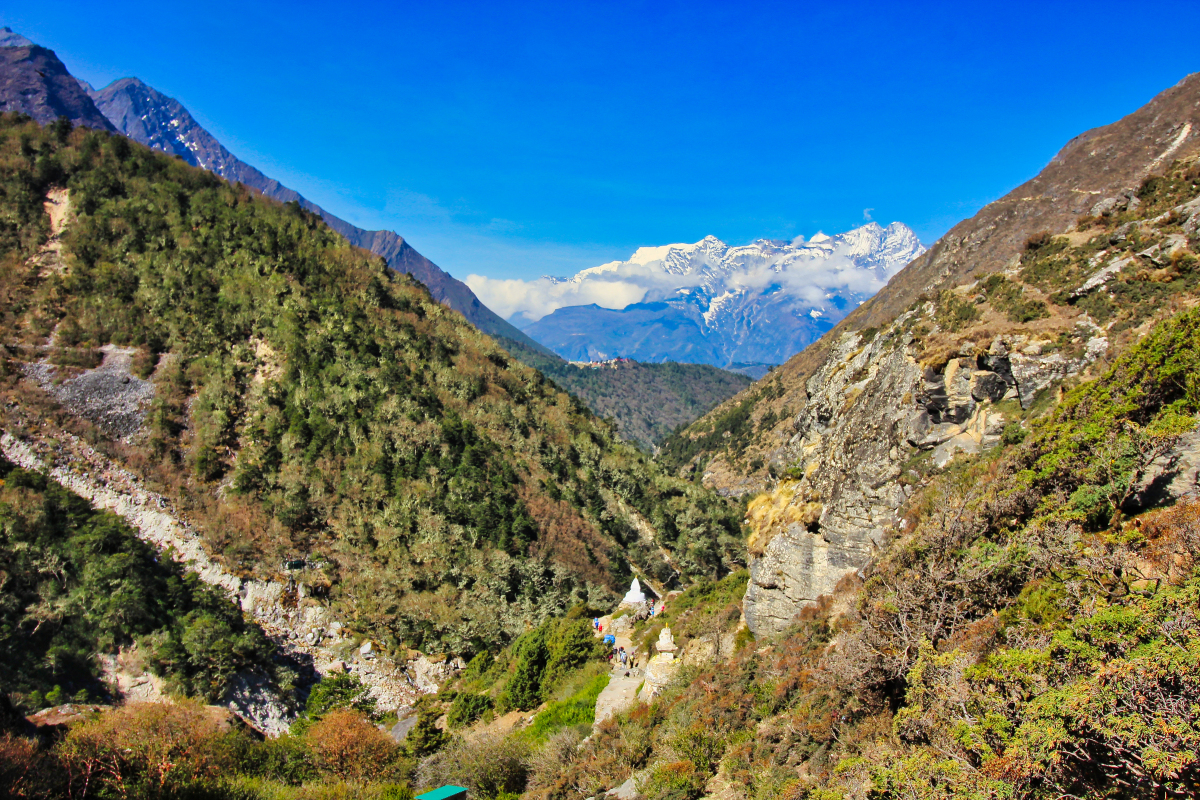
<box><xmin>514</xmin><ymin>222</ymin><xmax>926</xmax><ymax>368</ymax></box>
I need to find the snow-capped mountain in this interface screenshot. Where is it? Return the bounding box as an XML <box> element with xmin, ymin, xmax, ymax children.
<box><xmin>509</xmin><ymin>222</ymin><xmax>924</xmax><ymax>371</ymax></box>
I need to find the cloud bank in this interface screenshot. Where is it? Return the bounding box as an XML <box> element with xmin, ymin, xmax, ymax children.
<box><xmin>466</xmin><ymin>225</ymin><xmax>922</xmax><ymax>324</ymax></box>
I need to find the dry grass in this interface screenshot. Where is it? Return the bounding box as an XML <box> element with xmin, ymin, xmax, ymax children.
<box><xmin>746</xmin><ymin>482</ymin><xmax>821</xmax><ymax>556</ymax></box>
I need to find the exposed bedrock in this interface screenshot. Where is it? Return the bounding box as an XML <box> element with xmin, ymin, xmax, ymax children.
<box><xmin>746</xmin><ymin>319</ymin><xmax>1109</xmax><ymax>638</ymax></box>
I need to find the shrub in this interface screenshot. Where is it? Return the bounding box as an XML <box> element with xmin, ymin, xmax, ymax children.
<box><xmin>0</xmin><ymin>733</ymin><xmax>55</xmax><ymax>798</ymax></box>
<box><xmin>306</xmin><ymin>710</ymin><xmax>401</xmax><ymax>782</ymax></box>
<box><xmin>416</xmin><ymin>732</ymin><xmax>530</xmax><ymax>798</ymax></box>
<box><xmin>934</xmin><ymin>291</ymin><xmax>980</xmax><ymax>332</ymax></box>
<box><xmin>304</xmin><ymin>675</ymin><xmax>377</xmax><ymax>721</ymax></box>
<box><xmin>525</xmin><ymin>728</ymin><xmax>583</xmax><ymax>793</ymax></box>
<box><xmin>447</xmin><ymin>692</ymin><xmax>493</xmax><ymax>729</ymax></box>
<box><xmin>56</xmin><ymin>700</ymin><xmax>246</xmax><ymax>798</ymax></box>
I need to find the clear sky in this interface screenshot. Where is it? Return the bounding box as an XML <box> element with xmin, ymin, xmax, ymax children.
<box><xmin>4</xmin><ymin>1</ymin><xmax>1197</xmax><ymax>281</ymax></box>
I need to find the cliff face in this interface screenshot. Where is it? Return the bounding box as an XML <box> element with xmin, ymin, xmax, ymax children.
<box><xmin>732</xmin><ymin>73</ymin><xmax>1200</xmax><ymax>637</ymax></box>
<box><xmin>677</xmin><ymin>73</ymin><xmax>1200</xmax><ymax>498</ymax></box>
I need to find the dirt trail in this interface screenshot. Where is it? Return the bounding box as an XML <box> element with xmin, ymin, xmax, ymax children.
<box><xmin>31</xmin><ymin>188</ymin><xmax>70</xmax><ymax>276</ymax></box>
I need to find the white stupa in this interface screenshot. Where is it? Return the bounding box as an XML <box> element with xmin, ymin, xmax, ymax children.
<box><xmin>622</xmin><ymin>577</ymin><xmax>646</xmax><ymax>606</ymax></box>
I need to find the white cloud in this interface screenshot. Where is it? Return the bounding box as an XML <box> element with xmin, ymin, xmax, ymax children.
<box><xmin>464</xmin><ymin>273</ymin><xmax>649</xmax><ymax>321</ymax></box>
<box><xmin>466</xmin><ymin>227</ymin><xmax>919</xmax><ymax>324</ymax></box>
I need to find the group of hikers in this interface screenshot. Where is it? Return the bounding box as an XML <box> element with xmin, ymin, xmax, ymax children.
<box><xmin>592</xmin><ymin>599</ymin><xmax>666</xmax><ymax>670</ymax></box>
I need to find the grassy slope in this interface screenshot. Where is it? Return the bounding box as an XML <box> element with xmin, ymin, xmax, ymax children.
<box><xmin>0</xmin><ymin>115</ymin><xmax>745</xmax><ymax>657</ymax></box>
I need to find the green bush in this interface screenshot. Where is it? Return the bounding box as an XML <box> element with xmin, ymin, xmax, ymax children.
<box><xmin>447</xmin><ymin>692</ymin><xmax>493</xmax><ymax>729</ymax></box>
<box><xmin>523</xmin><ymin>672</ymin><xmax>609</xmax><ymax>741</ymax></box>
<box><xmin>0</xmin><ymin>458</ymin><xmax>275</xmax><ymax>706</ymax></box>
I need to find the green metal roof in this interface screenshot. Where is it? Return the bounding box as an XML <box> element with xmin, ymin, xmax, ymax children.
<box><xmin>415</xmin><ymin>786</ymin><xmax>468</xmax><ymax>800</ymax></box>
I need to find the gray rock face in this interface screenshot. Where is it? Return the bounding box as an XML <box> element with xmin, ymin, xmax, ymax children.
<box><xmin>743</xmin><ymin>317</ymin><xmax>1109</xmax><ymax>637</ymax></box>
<box><xmin>22</xmin><ymin>346</ymin><xmax>154</xmax><ymax>441</ymax></box>
<box><xmin>744</xmin><ymin>522</ymin><xmax>865</xmax><ymax>637</ymax></box>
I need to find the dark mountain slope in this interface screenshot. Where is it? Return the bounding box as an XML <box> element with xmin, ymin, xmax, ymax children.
<box><xmin>0</xmin><ymin>43</ymin><xmax>115</xmax><ymax>131</ymax></box>
<box><xmin>498</xmin><ymin>336</ymin><xmax>751</xmax><ymax>449</ymax></box>
<box><xmin>0</xmin><ymin>116</ymin><xmax>744</xmax><ymax>655</ymax></box>
<box><xmin>86</xmin><ymin>76</ymin><xmax>550</xmax><ymax>355</ymax></box>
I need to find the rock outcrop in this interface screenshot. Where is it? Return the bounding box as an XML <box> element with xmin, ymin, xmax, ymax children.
<box><xmin>743</xmin><ymin>313</ymin><xmax>1109</xmax><ymax>638</ymax></box>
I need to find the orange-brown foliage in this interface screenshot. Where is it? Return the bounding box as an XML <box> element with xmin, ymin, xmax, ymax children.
<box><xmin>0</xmin><ymin>733</ymin><xmax>53</xmax><ymax>798</ymax></box>
<box><xmin>56</xmin><ymin>700</ymin><xmax>237</xmax><ymax>798</ymax></box>
<box><xmin>523</xmin><ymin>490</ymin><xmax>615</xmax><ymax>589</ymax></box>
<box><xmin>306</xmin><ymin>709</ymin><xmax>399</xmax><ymax>782</ymax></box>
<box><xmin>1139</xmin><ymin>497</ymin><xmax>1200</xmax><ymax>583</ymax></box>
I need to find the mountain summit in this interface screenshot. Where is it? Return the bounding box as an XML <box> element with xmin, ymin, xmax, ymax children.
<box><xmin>511</xmin><ymin>222</ymin><xmax>924</xmax><ymax>370</ymax></box>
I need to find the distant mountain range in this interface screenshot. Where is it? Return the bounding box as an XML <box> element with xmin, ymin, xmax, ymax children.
<box><xmin>0</xmin><ymin>28</ymin><xmax>546</xmax><ymax>356</ymax></box>
<box><xmin>513</xmin><ymin>223</ymin><xmax>925</xmax><ymax>371</ymax></box>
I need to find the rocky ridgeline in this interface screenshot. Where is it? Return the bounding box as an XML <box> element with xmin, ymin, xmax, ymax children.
<box><xmin>0</xmin><ymin>426</ymin><xmax>455</xmax><ymax>733</ymax></box>
<box><xmin>742</xmin><ymin>307</ymin><xmax>1109</xmax><ymax>638</ymax></box>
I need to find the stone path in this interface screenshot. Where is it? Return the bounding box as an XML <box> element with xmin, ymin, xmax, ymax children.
<box><xmin>592</xmin><ymin>614</ymin><xmax>643</xmax><ymax>726</ymax></box>
<box><xmin>593</xmin><ymin>664</ymin><xmax>642</xmax><ymax>726</ymax></box>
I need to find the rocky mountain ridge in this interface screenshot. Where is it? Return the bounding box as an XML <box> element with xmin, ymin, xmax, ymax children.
<box><xmin>684</xmin><ymin>73</ymin><xmax>1200</xmax><ymax>637</ymax></box>
<box><xmin>520</xmin><ymin>222</ymin><xmax>924</xmax><ymax>369</ymax></box>
<box><xmin>0</xmin><ymin>34</ymin><xmax>115</xmax><ymax>131</ymax></box>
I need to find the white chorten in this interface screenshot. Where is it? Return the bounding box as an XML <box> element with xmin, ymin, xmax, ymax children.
<box><xmin>622</xmin><ymin>577</ymin><xmax>646</xmax><ymax>605</ymax></box>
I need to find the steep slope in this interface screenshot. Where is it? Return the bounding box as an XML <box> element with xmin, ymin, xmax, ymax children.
<box><xmin>659</xmin><ymin>72</ymin><xmax>1200</xmax><ymax>639</ymax></box>
<box><xmin>0</xmin><ymin>35</ymin><xmax>747</xmax><ymax>449</ymax></box>
<box><xmin>513</xmin><ymin>223</ymin><xmax>924</xmax><ymax>368</ymax></box>
<box><xmin>666</xmin><ymin>72</ymin><xmax>1200</xmax><ymax>494</ymax></box>
<box><xmin>0</xmin><ymin>39</ymin><xmax>115</xmax><ymax>131</ymax></box>
<box><xmin>84</xmin><ymin>76</ymin><xmax>753</xmax><ymax>444</ymax></box>
<box><xmin>84</xmin><ymin>75</ymin><xmax>548</xmax><ymax>355</ymax></box>
<box><xmin>0</xmin><ymin>118</ymin><xmax>744</xmax><ymax>669</ymax></box>
<box><xmin>543</xmin><ymin>306</ymin><xmax>1200</xmax><ymax>797</ymax></box>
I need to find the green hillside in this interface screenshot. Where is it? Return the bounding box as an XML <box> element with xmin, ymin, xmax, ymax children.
<box><xmin>0</xmin><ymin>114</ymin><xmax>744</xmax><ymax>656</ymax></box>
<box><xmin>497</xmin><ymin>337</ymin><xmax>752</xmax><ymax>451</ymax></box>
<box><xmin>0</xmin><ymin>456</ymin><xmax>282</xmax><ymax>707</ymax></box>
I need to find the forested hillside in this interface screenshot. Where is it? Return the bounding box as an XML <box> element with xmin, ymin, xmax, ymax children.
<box><xmin>0</xmin><ymin>114</ymin><xmax>744</xmax><ymax>658</ymax></box>
<box><xmin>498</xmin><ymin>338</ymin><xmax>751</xmax><ymax>450</ymax></box>
<box><xmin>0</xmin><ymin>456</ymin><xmax>283</xmax><ymax>707</ymax></box>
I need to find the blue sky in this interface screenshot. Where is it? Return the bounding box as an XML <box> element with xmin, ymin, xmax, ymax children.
<box><xmin>4</xmin><ymin>1</ymin><xmax>1197</xmax><ymax>281</ymax></box>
